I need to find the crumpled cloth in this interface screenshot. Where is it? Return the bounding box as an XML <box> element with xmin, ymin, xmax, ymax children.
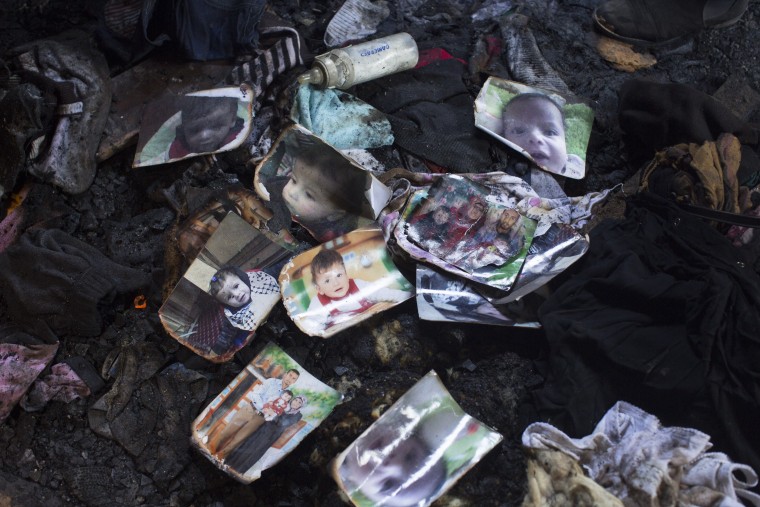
<box><xmin>522</xmin><ymin>448</ymin><xmax>624</xmax><ymax>507</ymax></box>
<box><xmin>20</xmin><ymin>362</ymin><xmax>90</xmax><ymax>412</ymax></box>
<box><xmin>0</xmin><ymin>325</ymin><xmax>58</xmax><ymax>423</ymax></box>
<box><xmin>88</xmin><ymin>343</ymin><xmax>208</xmax><ymax>482</ymax></box>
<box><xmin>291</xmin><ymin>84</ymin><xmax>394</xmax><ymax>149</ymax></box>
<box><xmin>618</xmin><ymin>78</ymin><xmax>760</xmax><ymax>182</ymax></box>
<box><xmin>531</xmin><ymin>193</ymin><xmax>760</xmax><ymax>474</ymax></box>
<box><xmin>640</xmin><ymin>133</ymin><xmax>741</xmax><ymax>215</ymax></box>
<box><xmin>0</xmin><ymin>228</ymin><xmax>150</xmax><ymax>336</ymax></box>
<box><xmin>523</xmin><ymin>401</ymin><xmax>760</xmax><ymax>507</ymax></box>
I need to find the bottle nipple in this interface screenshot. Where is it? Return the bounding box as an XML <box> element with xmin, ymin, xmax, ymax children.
<box><xmin>297</xmin><ymin>68</ymin><xmax>325</xmax><ymax>86</ymax></box>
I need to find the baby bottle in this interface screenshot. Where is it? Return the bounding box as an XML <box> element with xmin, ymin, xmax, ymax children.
<box><xmin>298</xmin><ymin>32</ymin><xmax>419</xmax><ymax>90</ymax></box>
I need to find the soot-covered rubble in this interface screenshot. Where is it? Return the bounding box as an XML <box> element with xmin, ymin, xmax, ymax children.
<box><xmin>2</xmin><ymin>0</ymin><xmax>760</xmax><ymax>506</ymax></box>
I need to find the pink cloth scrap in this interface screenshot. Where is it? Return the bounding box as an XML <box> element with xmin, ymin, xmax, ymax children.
<box><xmin>0</xmin><ymin>342</ymin><xmax>58</xmax><ymax>422</ymax></box>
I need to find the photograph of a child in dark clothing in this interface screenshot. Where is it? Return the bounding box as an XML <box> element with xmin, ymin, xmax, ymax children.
<box><xmin>254</xmin><ymin>125</ymin><xmax>387</xmax><ymax>243</ymax></box>
<box><xmin>169</xmin><ymin>96</ymin><xmax>244</xmax><ymax>157</ymax></box>
<box><xmin>134</xmin><ymin>87</ymin><xmax>252</xmax><ymax>167</ymax></box>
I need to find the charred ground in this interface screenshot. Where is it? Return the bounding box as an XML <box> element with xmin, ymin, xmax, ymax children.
<box><xmin>1</xmin><ymin>0</ymin><xmax>759</xmax><ymax>506</ymax></box>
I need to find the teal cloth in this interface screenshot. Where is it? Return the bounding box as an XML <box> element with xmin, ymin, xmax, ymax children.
<box><xmin>291</xmin><ymin>84</ymin><xmax>394</xmax><ymax>149</ymax></box>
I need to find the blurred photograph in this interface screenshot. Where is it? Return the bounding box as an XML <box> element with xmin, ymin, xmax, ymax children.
<box><xmin>416</xmin><ymin>266</ymin><xmax>540</xmax><ymax>327</ymax></box>
<box><xmin>333</xmin><ymin>370</ymin><xmax>502</xmax><ymax>507</ymax></box>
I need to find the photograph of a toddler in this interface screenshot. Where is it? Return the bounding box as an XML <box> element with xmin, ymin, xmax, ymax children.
<box><xmin>159</xmin><ymin>213</ymin><xmax>290</xmax><ymax>363</ymax></box>
<box><xmin>474</xmin><ymin>77</ymin><xmax>593</xmax><ymax>180</ymax></box>
<box><xmin>332</xmin><ymin>370</ymin><xmax>502</xmax><ymax>507</ymax></box>
<box><xmin>261</xmin><ymin>390</ymin><xmax>293</xmax><ymax>421</ymax></box>
<box><xmin>208</xmin><ymin>266</ymin><xmax>280</xmax><ymax>331</ymax></box>
<box><xmin>254</xmin><ymin>125</ymin><xmax>391</xmax><ymax>243</ymax></box>
<box><xmin>134</xmin><ymin>87</ymin><xmax>252</xmax><ymax>167</ymax></box>
<box><xmin>280</xmin><ymin>228</ymin><xmax>414</xmax><ymax>338</ymax></box>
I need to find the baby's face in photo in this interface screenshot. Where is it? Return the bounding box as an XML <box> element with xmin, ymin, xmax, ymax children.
<box><xmin>283</xmin><ymin>159</ymin><xmax>343</xmax><ymax>223</ymax></box>
<box><xmin>281</xmin><ymin>392</ymin><xmax>293</xmax><ymax>402</ymax></box>
<box><xmin>214</xmin><ymin>275</ymin><xmax>251</xmax><ymax>308</ymax></box>
<box><xmin>182</xmin><ymin>103</ymin><xmax>237</xmax><ymax>153</ymax></box>
<box><xmin>502</xmin><ymin>96</ymin><xmax>568</xmax><ymax>174</ymax></box>
<box><xmin>314</xmin><ymin>262</ymin><xmax>350</xmax><ymax>299</ymax></box>
<box><xmin>339</xmin><ymin>428</ymin><xmax>439</xmax><ymax>507</ymax></box>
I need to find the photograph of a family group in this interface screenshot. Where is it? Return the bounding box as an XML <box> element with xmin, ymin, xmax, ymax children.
<box><xmin>253</xmin><ymin>124</ymin><xmax>392</xmax><ymax>243</ymax></box>
<box><xmin>398</xmin><ymin>174</ymin><xmax>537</xmax><ymax>292</ymax></box>
<box><xmin>192</xmin><ymin>342</ymin><xmax>341</xmax><ymax>483</ymax></box>
<box><xmin>279</xmin><ymin>227</ymin><xmax>414</xmax><ymax>338</ymax></box>
<box><xmin>133</xmin><ymin>85</ymin><xmax>253</xmax><ymax>167</ymax></box>
<box><xmin>158</xmin><ymin>212</ymin><xmax>291</xmax><ymax>363</ymax></box>
<box><xmin>474</xmin><ymin>76</ymin><xmax>594</xmax><ymax>180</ymax></box>
<box><xmin>332</xmin><ymin>370</ymin><xmax>502</xmax><ymax>507</ymax></box>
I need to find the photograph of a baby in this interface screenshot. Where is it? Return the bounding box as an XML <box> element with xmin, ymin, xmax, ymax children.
<box><xmin>474</xmin><ymin>77</ymin><xmax>593</xmax><ymax>179</ymax></box>
<box><xmin>280</xmin><ymin>228</ymin><xmax>414</xmax><ymax>338</ymax></box>
<box><xmin>134</xmin><ymin>86</ymin><xmax>253</xmax><ymax>167</ymax></box>
<box><xmin>332</xmin><ymin>370</ymin><xmax>502</xmax><ymax>507</ymax></box>
<box><xmin>254</xmin><ymin>125</ymin><xmax>391</xmax><ymax>243</ymax></box>
<box><xmin>158</xmin><ymin>212</ymin><xmax>290</xmax><ymax>362</ymax></box>
<box><xmin>406</xmin><ymin>176</ymin><xmax>532</xmax><ymax>273</ymax></box>
<box><xmin>192</xmin><ymin>342</ymin><xmax>341</xmax><ymax>483</ymax></box>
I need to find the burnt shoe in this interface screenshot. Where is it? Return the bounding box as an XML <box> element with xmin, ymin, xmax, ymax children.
<box><xmin>593</xmin><ymin>0</ymin><xmax>749</xmax><ymax>47</ymax></box>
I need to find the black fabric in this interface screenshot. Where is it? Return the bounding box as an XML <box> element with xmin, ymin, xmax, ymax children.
<box><xmin>224</xmin><ymin>410</ymin><xmax>302</xmax><ymax>473</ymax></box>
<box><xmin>0</xmin><ymin>228</ymin><xmax>150</xmax><ymax>336</ymax></box>
<box><xmin>142</xmin><ymin>0</ymin><xmax>266</xmax><ymax>61</ymax></box>
<box><xmin>532</xmin><ymin>193</ymin><xmax>760</xmax><ymax>472</ymax></box>
<box><xmin>618</xmin><ymin>78</ymin><xmax>760</xmax><ymax>182</ymax></box>
<box><xmin>355</xmin><ymin>59</ymin><xmax>505</xmax><ymax>173</ymax></box>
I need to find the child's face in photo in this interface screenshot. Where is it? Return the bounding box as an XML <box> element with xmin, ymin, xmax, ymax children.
<box><xmin>182</xmin><ymin>103</ymin><xmax>237</xmax><ymax>153</ymax></box>
<box><xmin>466</xmin><ymin>200</ymin><xmax>486</xmax><ymax>221</ymax></box>
<box><xmin>340</xmin><ymin>429</ymin><xmax>439</xmax><ymax>507</ymax></box>
<box><xmin>214</xmin><ymin>275</ymin><xmax>251</xmax><ymax>307</ymax></box>
<box><xmin>496</xmin><ymin>209</ymin><xmax>520</xmax><ymax>234</ymax></box>
<box><xmin>282</xmin><ymin>392</ymin><xmax>293</xmax><ymax>402</ymax></box>
<box><xmin>432</xmin><ymin>208</ymin><xmax>450</xmax><ymax>225</ymax></box>
<box><xmin>502</xmin><ymin>96</ymin><xmax>568</xmax><ymax>174</ymax></box>
<box><xmin>283</xmin><ymin>159</ymin><xmax>343</xmax><ymax>223</ymax></box>
<box><xmin>289</xmin><ymin>397</ymin><xmax>304</xmax><ymax>411</ymax></box>
<box><xmin>313</xmin><ymin>262</ymin><xmax>350</xmax><ymax>299</ymax></box>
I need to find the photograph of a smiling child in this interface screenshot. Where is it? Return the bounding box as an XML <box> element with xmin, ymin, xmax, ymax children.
<box><xmin>282</xmin><ymin>228</ymin><xmax>413</xmax><ymax>335</ymax></box>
